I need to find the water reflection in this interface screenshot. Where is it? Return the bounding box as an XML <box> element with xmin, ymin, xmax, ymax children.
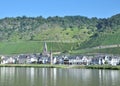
<box><xmin>0</xmin><ymin>67</ymin><xmax>120</xmax><ymax>86</ymax></box>
<box><xmin>98</xmin><ymin>70</ymin><xmax>120</xmax><ymax>86</ymax></box>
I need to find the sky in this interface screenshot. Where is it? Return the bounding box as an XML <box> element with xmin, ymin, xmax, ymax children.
<box><xmin>0</xmin><ymin>0</ymin><xmax>120</xmax><ymax>18</ymax></box>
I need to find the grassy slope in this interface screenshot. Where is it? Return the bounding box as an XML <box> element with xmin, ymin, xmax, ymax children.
<box><xmin>71</xmin><ymin>47</ymin><xmax>120</xmax><ymax>55</ymax></box>
<box><xmin>90</xmin><ymin>47</ymin><xmax>120</xmax><ymax>55</ymax></box>
<box><xmin>80</xmin><ymin>30</ymin><xmax>120</xmax><ymax>48</ymax></box>
<box><xmin>1</xmin><ymin>29</ymin><xmax>120</xmax><ymax>55</ymax></box>
<box><xmin>70</xmin><ymin>29</ymin><xmax>120</xmax><ymax>55</ymax></box>
<box><xmin>0</xmin><ymin>41</ymin><xmax>76</xmax><ymax>55</ymax></box>
<box><xmin>1</xmin><ymin>28</ymin><xmax>120</xmax><ymax>55</ymax></box>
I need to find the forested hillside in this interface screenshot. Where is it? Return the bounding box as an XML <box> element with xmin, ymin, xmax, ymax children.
<box><xmin>0</xmin><ymin>14</ymin><xmax>120</xmax><ymax>51</ymax></box>
<box><xmin>0</xmin><ymin>16</ymin><xmax>95</xmax><ymax>42</ymax></box>
<box><xmin>80</xmin><ymin>14</ymin><xmax>120</xmax><ymax>48</ymax></box>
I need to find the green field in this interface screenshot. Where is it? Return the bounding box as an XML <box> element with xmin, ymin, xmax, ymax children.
<box><xmin>90</xmin><ymin>47</ymin><xmax>120</xmax><ymax>55</ymax></box>
<box><xmin>72</xmin><ymin>47</ymin><xmax>120</xmax><ymax>55</ymax></box>
<box><xmin>0</xmin><ymin>41</ymin><xmax>77</xmax><ymax>55</ymax></box>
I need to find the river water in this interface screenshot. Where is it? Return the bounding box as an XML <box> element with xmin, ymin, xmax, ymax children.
<box><xmin>0</xmin><ymin>67</ymin><xmax>120</xmax><ymax>86</ymax></box>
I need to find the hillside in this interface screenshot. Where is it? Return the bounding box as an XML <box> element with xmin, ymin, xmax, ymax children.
<box><xmin>0</xmin><ymin>14</ymin><xmax>120</xmax><ymax>54</ymax></box>
<box><xmin>0</xmin><ymin>16</ymin><xmax>94</xmax><ymax>42</ymax></box>
<box><xmin>80</xmin><ymin>29</ymin><xmax>120</xmax><ymax>48</ymax></box>
<box><xmin>0</xmin><ymin>14</ymin><xmax>120</xmax><ymax>43</ymax></box>
<box><xmin>79</xmin><ymin>13</ymin><xmax>120</xmax><ymax>49</ymax></box>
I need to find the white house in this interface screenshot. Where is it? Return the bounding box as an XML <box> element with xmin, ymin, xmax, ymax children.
<box><xmin>82</xmin><ymin>56</ymin><xmax>89</xmax><ymax>65</ymax></box>
<box><xmin>53</xmin><ymin>57</ymin><xmax>57</xmax><ymax>64</ymax></box>
<box><xmin>1</xmin><ymin>57</ymin><xmax>15</xmax><ymax>64</ymax></box>
<box><xmin>110</xmin><ymin>57</ymin><xmax>119</xmax><ymax>66</ymax></box>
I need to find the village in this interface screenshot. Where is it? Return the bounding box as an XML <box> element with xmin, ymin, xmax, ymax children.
<box><xmin>1</xmin><ymin>42</ymin><xmax>120</xmax><ymax>66</ymax></box>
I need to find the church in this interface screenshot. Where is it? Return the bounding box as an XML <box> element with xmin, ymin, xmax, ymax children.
<box><xmin>42</xmin><ymin>42</ymin><xmax>53</xmax><ymax>64</ymax></box>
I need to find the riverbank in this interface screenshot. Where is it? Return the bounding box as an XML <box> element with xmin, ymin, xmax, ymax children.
<box><xmin>0</xmin><ymin>64</ymin><xmax>120</xmax><ymax>70</ymax></box>
<box><xmin>0</xmin><ymin>64</ymin><xmax>86</xmax><ymax>68</ymax></box>
<box><xmin>85</xmin><ymin>65</ymin><xmax>120</xmax><ymax>70</ymax></box>
<box><xmin>0</xmin><ymin>64</ymin><xmax>73</xmax><ymax>68</ymax></box>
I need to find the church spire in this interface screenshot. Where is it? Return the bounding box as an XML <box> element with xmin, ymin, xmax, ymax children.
<box><xmin>42</xmin><ymin>42</ymin><xmax>49</xmax><ymax>56</ymax></box>
<box><xmin>44</xmin><ymin>42</ymin><xmax>47</xmax><ymax>52</ymax></box>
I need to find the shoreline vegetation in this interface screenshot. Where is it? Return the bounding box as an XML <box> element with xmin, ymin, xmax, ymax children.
<box><xmin>0</xmin><ymin>64</ymin><xmax>120</xmax><ymax>70</ymax></box>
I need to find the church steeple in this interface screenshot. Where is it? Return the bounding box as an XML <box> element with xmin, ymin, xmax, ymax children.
<box><xmin>42</xmin><ymin>42</ymin><xmax>49</xmax><ymax>56</ymax></box>
<box><xmin>44</xmin><ymin>42</ymin><xmax>47</xmax><ymax>52</ymax></box>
